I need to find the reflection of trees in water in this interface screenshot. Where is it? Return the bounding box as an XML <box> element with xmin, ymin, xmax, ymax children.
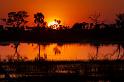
<box><xmin>53</xmin><ymin>43</ymin><xmax>63</xmax><ymax>55</ymax></box>
<box><xmin>33</xmin><ymin>43</ymin><xmax>61</xmax><ymax>60</ymax></box>
<box><xmin>11</xmin><ymin>42</ymin><xmax>22</xmax><ymax>61</ymax></box>
<box><xmin>8</xmin><ymin>42</ymin><xmax>27</xmax><ymax>61</ymax></box>
<box><xmin>1</xmin><ymin>42</ymin><xmax>123</xmax><ymax>61</ymax></box>
<box><xmin>53</xmin><ymin>46</ymin><xmax>61</xmax><ymax>55</ymax></box>
<box><xmin>56</xmin><ymin>43</ymin><xmax>64</xmax><ymax>47</ymax></box>
<box><xmin>33</xmin><ymin>42</ymin><xmax>50</xmax><ymax>61</ymax></box>
<box><xmin>89</xmin><ymin>42</ymin><xmax>102</xmax><ymax>60</ymax></box>
<box><xmin>106</xmin><ymin>44</ymin><xmax>124</xmax><ymax>60</ymax></box>
<box><xmin>89</xmin><ymin>43</ymin><xmax>124</xmax><ymax>60</ymax></box>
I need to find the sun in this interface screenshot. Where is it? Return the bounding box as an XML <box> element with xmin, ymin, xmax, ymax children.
<box><xmin>47</xmin><ymin>19</ymin><xmax>62</xmax><ymax>29</ymax></box>
<box><xmin>48</xmin><ymin>21</ymin><xmax>58</xmax><ymax>27</ymax></box>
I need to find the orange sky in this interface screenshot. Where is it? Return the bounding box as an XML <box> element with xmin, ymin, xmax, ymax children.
<box><xmin>0</xmin><ymin>0</ymin><xmax>124</xmax><ymax>26</ymax></box>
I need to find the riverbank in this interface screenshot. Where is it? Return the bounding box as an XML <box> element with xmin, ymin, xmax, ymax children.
<box><xmin>0</xmin><ymin>60</ymin><xmax>124</xmax><ymax>82</ymax></box>
<box><xmin>0</xmin><ymin>27</ymin><xmax>124</xmax><ymax>43</ymax></box>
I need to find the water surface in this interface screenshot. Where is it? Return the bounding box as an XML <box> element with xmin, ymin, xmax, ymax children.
<box><xmin>0</xmin><ymin>42</ymin><xmax>123</xmax><ymax>61</ymax></box>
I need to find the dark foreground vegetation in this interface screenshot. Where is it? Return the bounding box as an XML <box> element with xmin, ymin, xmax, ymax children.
<box><xmin>0</xmin><ymin>60</ymin><xmax>124</xmax><ymax>82</ymax></box>
<box><xmin>0</xmin><ymin>27</ymin><xmax>124</xmax><ymax>62</ymax></box>
<box><xmin>0</xmin><ymin>26</ymin><xmax>124</xmax><ymax>43</ymax></box>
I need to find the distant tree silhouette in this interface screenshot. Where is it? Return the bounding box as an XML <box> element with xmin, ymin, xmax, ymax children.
<box><xmin>89</xmin><ymin>23</ymin><xmax>94</xmax><ymax>29</ymax></box>
<box><xmin>16</xmin><ymin>11</ymin><xmax>29</xmax><ymax>28</ymax></box>
<box><xmin>116</xmin><ymin>13</ymin><xmax>124</xmax><ymax>28</ymax></box>
<box><xmin>82</xmin><ymin>22</ymin><xmax>89</xmax><ymax>29</ymax></box>
<box><xmin>1</xmin><ymin>12</ymin><xmax>16</xmax><ymax>27</ymax></box>
<box><xmin>72</xmin><ymin>22</ymin><xmax>89</xmax><ymax>30</ymax></box>
<box><xmin>34</xmin><ymin>12</ymin><xmax>44</xmax><ymax>27</ymax></box>
<box><xmin>2</xmin><ymin>11</ymin><xmax>28</xmax><ymax>28</ymax></box>
<box><xmin>89</xmin><ymin>13</ymin><xmax>101</xmax><ymax>25</ymax></box>
<box><xmin>72</xmin><ymin>23</ymin><xmax>83</xmax><ymax>30</ymax></box>
<box><xmin>1</xmin><ymin>11</ymin><xmax>28</xmax><ymax>28</ymax></box>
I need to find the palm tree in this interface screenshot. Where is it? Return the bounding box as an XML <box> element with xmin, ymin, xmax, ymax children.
<box><xmin>116</xmin><ymin>13</ymin><xmax>124</xmax><ymax>28</ymax></box>
<box><xmin>34</xmin><ymin>12</ymin><xmax>44</xmax><ymax>27</ymax></box>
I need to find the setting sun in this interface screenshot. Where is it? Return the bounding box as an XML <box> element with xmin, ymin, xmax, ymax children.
<box><xmin>0</xmin><ymin>0</ymin><xmax>124</xmax><ymax>81</ymax></box>
<box><xmin>48</xmin><ymin>21</ymin><xmax>58</xmax><ymax>27</ymax></box>
<box><xmin>47</xmin><ymin>19</ymin><xmax>62</xmax><ymax>29</ymax></box>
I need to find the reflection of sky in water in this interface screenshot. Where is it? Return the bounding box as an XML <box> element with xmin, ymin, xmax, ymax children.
<box><xmin>0</xmin><ymin>42</ymin><xmax>122</xmax><ymax>61</ymax></box>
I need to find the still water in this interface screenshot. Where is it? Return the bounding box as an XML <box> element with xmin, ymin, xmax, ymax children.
<box><xmin>0</xmin><ymin>42</ymin><xmax>123</xmax><ymax>61</ymax></box>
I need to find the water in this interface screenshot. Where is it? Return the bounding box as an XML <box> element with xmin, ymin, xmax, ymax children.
<box><xmin>0</xmin><ymin>42</ymin><xmax>124</xmax><ymax>82</ymax></box>
<box><xmin>0</xmin><ymin>42</ymin><xmax>123</xmax><ymax>61</ymax></box>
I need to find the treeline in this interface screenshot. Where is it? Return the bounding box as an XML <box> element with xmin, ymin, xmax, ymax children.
<box><xmin>0</xmin><ymin>11</ymin><xmax>124</xmax><ymax>42</ymax></box>
<box><xmin>0</xmin><ymin>11</ymin><xmax>124</xmax><ymax>30</ymax></box>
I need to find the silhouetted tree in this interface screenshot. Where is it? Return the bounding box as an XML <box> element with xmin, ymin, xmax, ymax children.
<box><xmin>89</xmin><ymin>13</ymin><xmax>101</xmax><ymax>25</ymax></box>
<box><xmin>116</xmin><ymin>13</ymin><xmax>124</xmax><ymax>28</ymax></box>
<box><xmin>2</xmin><ymin>12</ymin><xmax>16</xmax><ymax>27</ymax></box>
<box><xmin>2</xmin><ymin>11</ymin><xmax>29</xmax><ymax>28</ymax></box>
<box><xmin>82</xmin><ymin>22</ymin><xmax>89</xmax><ymax>29</ymax></box>
<box><xmin>72</xmin><ymin>22</ymin><xmax>89</xmax><ymax>30</ymax></box>
<box><xmin>72</xmin><ymin>23</ymin><xmax>83</xmax><ymax>30</ymax></box>
<box><xmin>89</xmin><ymin>13</ymin><xmax>103</xmax><ymax>30</ymax></box>
<box><xmin>89</xmin><ymin>23</ymin><xmax>94</xmax><ymax>29</ymax></box>
<box><xmin>34</xmin><ymin>12</ymin><xmax>44</xmax><ymax>27</ymax></box>
<box><xmin>16</xmin><ymin>11</ymin><xmax>29</xmax><ymax>27</ymax></box>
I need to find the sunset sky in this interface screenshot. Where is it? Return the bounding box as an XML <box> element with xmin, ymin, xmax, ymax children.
<box><xmin>0</xmin><ymin>0</ymin><xmax>124</xmax><ymax>26</ymax></box>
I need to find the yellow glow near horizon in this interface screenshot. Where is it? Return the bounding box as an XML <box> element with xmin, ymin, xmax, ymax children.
<box><xmin>47</xmin><ymin>19</ymin><xmax>63</xmax><ymax>29</ymax></box>
<box><xmin>48</xmin><ymin>21</ymin><xmax>58</xmax><ymax>27</ymax></box>
<box><xmin>1</xmin><ymin>0</ymin><xmax>124</xmax><ymax>26</ymax></box>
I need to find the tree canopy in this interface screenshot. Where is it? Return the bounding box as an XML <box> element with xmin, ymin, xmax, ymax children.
<box><xmin>34</xmin><ymin>12</ymin><xmax>44</xmax><ymax>27</ymax></box>
<box><xmin>3</xmin><ymin>11</ymin><xmax>29</xmax><ymax>27</ymax></box>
